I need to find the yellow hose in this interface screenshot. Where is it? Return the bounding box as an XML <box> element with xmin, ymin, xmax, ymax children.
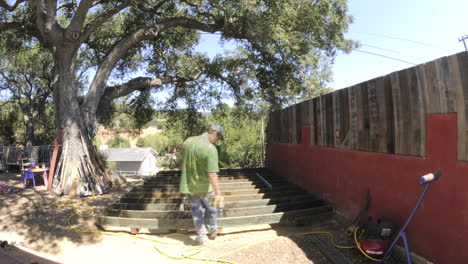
<box><xmin>59</xmin><ymin>193</ymin><xmax>377</xmax><ymax>264</ymax></box>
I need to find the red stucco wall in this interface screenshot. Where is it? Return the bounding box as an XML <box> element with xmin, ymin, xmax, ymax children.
<box><xmin>267</xmin><ymin>114</ymin><xmax>466</xmax><ymax>264</ymax></box>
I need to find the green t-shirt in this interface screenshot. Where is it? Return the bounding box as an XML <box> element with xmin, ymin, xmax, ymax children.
<box><xmin>179</xmin><ymin>133</ymin><xmax>219</xmax><ymax>194</ymax></box>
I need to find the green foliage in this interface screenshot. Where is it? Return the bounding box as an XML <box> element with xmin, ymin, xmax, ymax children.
<box><xmin>100</xmin><ymin>91</ymin><xmax>155</xmax><ymax>136</ymax></box>
<box><xmin>136</xmin><ymin>133</ymin><xmax>170</xmax><ymax>153</ymax></box>
<box><xmin>161</xmin><ymin>107</ymin><xmax>208</xmax><ymax>149</ymax></box>
<box><xmin>0</xmin><ymin>41</ymin><xmax>56</xmax><ymax>146</ymax></box>
<box><xmin>0</xmin><ymin>0</ymin><xmax>357</xmax><ymax>149</ymax></box>
<box><xmin>209</xmin><ymin>104</ymin><xmax>265</xmax><ymax>168</ymax></box>
<box><xmin>106</xmin><ymin>136</ymin><xmax>131</xmax><ymax>148</ymax></box>
<box><xmin>0</xmin><ymin>103</ymin><xmax>21</xmax><ymax>145</ymax></box>
<box><xmin>158</xmin><ymin>104</ymin><xmax>265</xmax><ymax>169</ymax></box>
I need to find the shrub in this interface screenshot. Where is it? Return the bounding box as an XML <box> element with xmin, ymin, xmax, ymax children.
<box><xmin>106</xmin><ymin>135</ymin><xmax>131</xmax><ymax>148</ymax></box>
<box><xmin>136</xmin><ymin>133</ymin><xmax>170</xmax><ymax>153</ymax></box>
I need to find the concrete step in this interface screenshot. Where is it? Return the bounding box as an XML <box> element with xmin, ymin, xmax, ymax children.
<box><xmin>97</xmin><ymin>168</ymin><xmax>334</xmax><ymax>231</ymax></box>
<box><xmin>96</xmin><ymin>206</ymin><xmax>334</xmax><ymax>229</ymax></box>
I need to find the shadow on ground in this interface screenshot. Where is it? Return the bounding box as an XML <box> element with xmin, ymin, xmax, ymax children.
<box><xmin>0</xmin><ymin>171</ymin><xmax>139</xmax><ymax>255</ymax></box>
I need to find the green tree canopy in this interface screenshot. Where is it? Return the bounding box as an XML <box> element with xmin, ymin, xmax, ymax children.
<box><xmin>0</xmin><ymin>0</ymin><xmax>356</xmax><ymax>195</ymax></box>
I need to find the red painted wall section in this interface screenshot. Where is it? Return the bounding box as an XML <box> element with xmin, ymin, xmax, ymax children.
<box><xmin>267</xmin><ymin>113</ymin><xmax>467</xmax><ymax>264</ymax></box>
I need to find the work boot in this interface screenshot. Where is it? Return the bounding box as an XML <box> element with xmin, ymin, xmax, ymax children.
<box><xmin>195</xmin><ymin>235</ymin><xmax>209</xmax><ymax>246</ymax></box>
<box><xmin>208</xmin><ymin>229</ymin><xmax>217</xmax><ymax>239</ymax></box>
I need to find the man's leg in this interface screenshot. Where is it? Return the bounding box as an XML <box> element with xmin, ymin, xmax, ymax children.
<box><xmin>187</xmin><ymin>194</ymin><xmax>208</xmax><ymax>244</ymax></box>
<box><xmin>201</xmin><ymin>192</ymin><xmax>218</xmax><ymax>239</ymax></box>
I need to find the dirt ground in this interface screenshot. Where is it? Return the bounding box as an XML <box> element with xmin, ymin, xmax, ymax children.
<box><xmin>0</xmin><ymin>171</ymin><xmax>406</xmax><ymax>264</ymax></box>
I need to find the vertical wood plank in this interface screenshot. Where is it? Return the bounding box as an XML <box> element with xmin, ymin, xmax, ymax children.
<box><xmin>435</xmin><ymin>56</ymin><xmax>453</xmax><ymax>113</ymax></box>
<box><xmin>398</xmin><ymin>69</ymin><xmax>413</xmax><ymax>155</ymax></box>
<box><xmin>424</xmin><ymin>60</ymin><xmax>442</xmax><ymax>113</ymax></box>
<box><xmin>313</xmin><ymin>97</ymin><xmax>322</xmax><ymax>146</ymax></box>
<box><xmin>368</xmin><ymin>79</ymin><xmax>379</xmax><ymax>152</ymax></box>
<box><xmin>390</xmin><ymin>72</ymin><xmax>404</xmax><ymax>154</ymax></box>
<box><xmin>281</xmin><ymin>109</ymin><xmax>288</xmax><ymax>143</ymax></box>
<box><xmin>407</xmin><ymin>67</ymin><xmax>424</xmax><ymax>156</ymax></box>
<box><xmin>416</xmin><ymin>64</ymin><xmax>428</xmax><ymax>157</ymax></box>
<box><xmin>383</xmin><ymin>76</ymin><xmax>395</xmax><ymax>154</ymax></box>
<box><xmin>323</xmin><ymin>93</ymin><xmax>334</xmax><ymax>147</ymax></box>
<box><xmin>339</xmin><ymin>88</ymin><xmax>350</xmax><ymax>149</ymax></box>
<box><xmin>375</xmin><ymin>77</ymin><xmax>388</xmax><ymax>153</ymax></box>
<box><xmin>333</xmin><ymin>91</ymin><xmax>341</xmax><ymax>147</ymax></box>
<box><xmin>295</xmin><ymin>103</ymin><xmax>302</xmax><ymax>144</ymax></box>
<box><xmin>448</xmin><ymin>54</ymin><xmax>465</xmax><ymax>160</ymax></box>
<box><xmin>290</xmin><ymin>105</ymin><xmax>297</xmax><ymax>144</ymax></box>
<box><xmin>356</xmin><ymin>83</ymin><xmax>370</xmax><ymax>151</ymax></box>
<box><xmin>319</xmin><ymin>96</ymin><xmax>326</xmax><ymax>146</ymax></box>
<box><xmin>309</xmin><ymin>99</ymin><xmax>315</xmax><ymax>145</ymax></box>
<box><xmin>457</xmin><ymin>52</ymin><xmax>468</xmax><ymax>161</ymax></box>
<box><xmin>300</xmin><ymin>100</ymin><xmax>311</xmax><ymax>126</ymax></box>
<box><xmin>348</xmin><ymin>85</ymin><xmax>358</xmax><ymax>150</ymax></box>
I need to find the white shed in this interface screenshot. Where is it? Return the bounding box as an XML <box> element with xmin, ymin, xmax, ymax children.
<box><xmin>103</xmin><ymin>147</ymin><xmax>159</xmax><ymax>176</ymax></box>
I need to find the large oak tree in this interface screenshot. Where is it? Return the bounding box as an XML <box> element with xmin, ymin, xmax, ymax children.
<box><xmin>0</xmin><ymin>0</ymin><xmax>356</xmax><ymax>195</ymax></box>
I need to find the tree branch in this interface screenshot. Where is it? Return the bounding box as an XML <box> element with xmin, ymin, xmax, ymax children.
<box><xmin>0</xmin><ymin>0</ymin><xmax>25</xmax><ymax>11</ymax></box>
<box><xmin>0</xmin><ymin>22</ymin><xmax>41</xmax><ymax>39</ymax></box>
<box><xmin>67</xmin><ymin>0</ymin><xmax>94</xmax><ymax>38</ymax></box>
<box><xmin>95</xmin><ymin>74</ymin><xmax>201</xmax><ymax>123</ymax></box>
<box><xmin>83</xmin><ymin>17</ymin><xmax>221</xmax><ymax>114</ymax></box>
<box><xmin>104</xmin><ymin>74</ymin><xmax>202</xmax><ymax>101</ymax></box>
<box><xmin>81</xmin><ymin>2</ymin><xmax>129</xmax><ymax>42</ymax></box>
<box><xmin>35</xmin><ymin>0</ymin><xmax>58</xmax><ymax>40</ymax></box>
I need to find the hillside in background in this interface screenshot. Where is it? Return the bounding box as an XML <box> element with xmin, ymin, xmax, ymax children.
<box><xmin>95</xmin><ymin>125</ymin><xmax>162</xmax><ymax>148</ymax></box>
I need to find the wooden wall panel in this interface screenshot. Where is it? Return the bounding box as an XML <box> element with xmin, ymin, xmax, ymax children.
<box><xmin>383</xmin><ymin>76</ymin><xmax>395</xmax><ymax>154</ymax></box>
<box><xmin>407</xmin><ymin>67</ymin><xmax>424</xmax><ymax>156</ymax></box>
<box><xmin>333</xmin><ymin>89</ymin><xmax>350</xmax><ymax>148</ymax></box>
<box><xmin>348</xmin><ymin>85</ymin><xmax>358</xmax><ymax>150</ymax></box>
<box><xmin>368</xmin><ymin>79</ymin><xmax>379</xmax><ymax>152</ymax></box>
<box><xmin>323</xmin><ymin>93</ymin><xmax>334</xmax><ymax>147</ymax></box>
<box><xmin>457</xmin><ymin>52</ymin><xmax>468</xmax><ymax>161</ymax></box>
<box><xmin>267</xmin><ymin>52</ymin><xmax>468</xmax><ymax>161</ymax></box>
<box><xmin>356</xmin><ymin>83</ymin><xmax>370</xmax><ymax>151</ymax></box>
<box><xmin>425</xmin><ymin>60</ymin><xmax>444</xmax><ymax>114</ymax></box>
<box><xmin>447</xmin><ymin>55</ymin><xmax>465</xmax><ymax>160</ymax></box>
<box><xmin>295</xmin><ymin>104</ymin><xmax>302</xmax><ymax>144</ymax></box>
<box><xmin>308</xmin><ymin>99</ymin><xmax>315</xmax><ymax>145</ymax></box>
<box><xmin>333</xmin><ymin>91</ymin><xmax>341</xmax><ymax>147</ymax></box>
<box><xmin>313</xmin><ymin>97</ymin><xmax>322</xmax><ymax>146</ymax></box>
<box><xmin>390</xmin><ymin>72</ymin><xmax>404</xmax><ymax>154</ymax></box>
<box><xmin>398</xmin><ymin>70</ymin><xmax>413</xmax><ymax>155</ymax></box>
<box><xmin>289</xmin><ymin>106</ymin><xmax>297</xmax><ymax>144</ymax></box>
<box><xmin>436</xmin><ymin>57</ymin><xmax>455</xmax><ymax>113</ymax></box>
<box><xmin>416</xmin><ymin>64</ymin><xmax>428</xmax><ymax>156</ymax></box>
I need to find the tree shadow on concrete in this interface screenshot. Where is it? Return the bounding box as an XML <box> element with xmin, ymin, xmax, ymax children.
<box><xmin>0</xmin><ymin>171</ymin><xmax>140</xmax><ymax>255</ymax></box>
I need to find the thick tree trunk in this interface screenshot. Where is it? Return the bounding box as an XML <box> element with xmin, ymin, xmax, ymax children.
<box><xmin>51</xmin><ymin>120</ymin><xmax>110</xmax><ymax>196</ymax></box>
<box><xmin>50</xmin><ymin>51</ymin><xmax>111</xmax><ymax>196</ymax></box>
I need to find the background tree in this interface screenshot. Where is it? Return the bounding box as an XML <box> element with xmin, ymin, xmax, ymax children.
<box><xmin>209</xmin><ymin>103</ymin><xmax>265</xmax><ymax>168</ymax></box>
<box><xmin>0</xmin><ymin>102</ymin><xmax>22</xmax><ymax>146</ymax></box>
<box><xmin>0</xmin><ymin>0</ymin><xmax>356</xmax><ymax>195</ymax></box>
<box><xmin>0</xmin><ymin>45</ymin><xmax>55</xmax><ymax>146</ymax></box>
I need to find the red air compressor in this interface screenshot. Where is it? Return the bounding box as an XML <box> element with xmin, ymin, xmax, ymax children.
<box><xmin>358</xmin><ymin>217</ymin><xmax>396</xmax><ymax>258</ymax></box>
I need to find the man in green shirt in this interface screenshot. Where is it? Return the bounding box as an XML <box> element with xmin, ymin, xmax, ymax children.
<box><xmin>180</xmin><ymin>123</ymin><xmax>224</xmax><ymax>246</ymax></box>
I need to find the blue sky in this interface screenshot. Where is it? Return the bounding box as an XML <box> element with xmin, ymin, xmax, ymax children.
<box><xmin>197</xmin><ymin>0</ymin><xmax>468</xmax><ymax>93</ymax></box>
<box><xmin>331</xmin><ymin>0</ymin><xmax>468</xmax><ymax>90</ymax></box>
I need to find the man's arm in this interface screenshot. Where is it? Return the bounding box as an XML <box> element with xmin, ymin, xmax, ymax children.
<box><xmin>207</xmin><ymin>172</ymin><xmax>221</xmax><ymax>196</ymax></box>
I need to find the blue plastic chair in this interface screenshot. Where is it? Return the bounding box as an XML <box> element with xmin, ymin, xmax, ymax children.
<box><xmin>22</xmin><ymin>169</ymin><xmax>36</xmax><ymax>188</ymax></box>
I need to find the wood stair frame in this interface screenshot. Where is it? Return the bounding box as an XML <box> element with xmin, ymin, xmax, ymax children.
<box><xmin>96</xmin><ymin>168</ymin><xmax>335</xmax><ymax>233</ymax></box>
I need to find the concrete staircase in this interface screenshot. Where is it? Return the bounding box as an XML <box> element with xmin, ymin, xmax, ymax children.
<box><xmin>96</xmin><ymin>168</ymin><xmax>335</xmax><ymax>231</ymax></box>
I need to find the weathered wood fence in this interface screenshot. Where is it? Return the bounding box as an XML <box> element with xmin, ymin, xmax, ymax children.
<box><xmin>269</xmin><ymin>51</ymin><xmax>468</xmax><ymax>160</ymax></box>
